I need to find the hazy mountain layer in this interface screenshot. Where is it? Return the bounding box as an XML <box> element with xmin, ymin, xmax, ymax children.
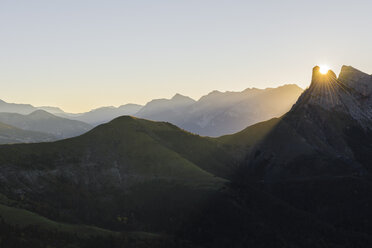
<box><xmin>136</xmin><ymin>85</ymin><xmax>303</xmax><ymax>136</ymax></box>
<box><xmin>1</xmin><ymin>84</ymin><xmax>302</xmax><ymax>137</ymax></box>
<box><xmin>0</xmin><ymin>99</ymin><xmax>37</xmax><ymax>115</ymax></box>
<box><xmin>0</xmin><ymin>110</ymin><xmax>93</xmax><ymax>139</ymax></box>
<box><xmin>0</xmin><ymin>122</ymin><xmax>55</xmax><ymax>144</ymax></box>
<box><xmin>67</xmin><ymin>104</ymin><xmax>143</xmax><ymax>125</ymax></box>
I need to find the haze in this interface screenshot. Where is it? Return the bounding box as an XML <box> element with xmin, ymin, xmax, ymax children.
<box><xmin>1</xmin><ymin>0</ymin><xmax>371</xmax><ymax>112</ymax></box>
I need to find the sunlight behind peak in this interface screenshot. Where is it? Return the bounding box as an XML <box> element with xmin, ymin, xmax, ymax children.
<box><xmin>319</xmin><ymin>65</ymin><xmax>330</xmax><ymax>75</ymax></box>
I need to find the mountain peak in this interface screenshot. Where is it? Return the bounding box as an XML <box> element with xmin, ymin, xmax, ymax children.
<box><xmin>295</xmin><ymin>65</ymin><xmax>342</xmax><ymax>110</ymax></box>
<box><xmin>291</xmin><ymin>65</ymin><xmax>372</xmax><ymax>127</ymax></box>
<box><xmin>171</xmin><ymin>93</ymin><xmax>195</xmax><ymax>102</ymax></box>
<box><xmin>338</xmin><ymin>65</ymin><xmax>372</xmax><ymax>96</ymax></box>
<box><xmin>310</xmin><ymin>66</ymin><xmax>337</xmax><ymax>87</ymax></box>
<box><xmin>28</xmin><ymin>109</ymin><xmax>56</xmax><ymax>118</ymax></box>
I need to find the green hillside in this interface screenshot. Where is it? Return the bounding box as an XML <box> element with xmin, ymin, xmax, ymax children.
<box><xmin>0</xmin><ymin>116</ymin><xmax>232</xmax><ymax>235</ymax></box>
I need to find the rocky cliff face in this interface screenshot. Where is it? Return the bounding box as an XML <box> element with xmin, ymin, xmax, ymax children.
<box><xmin>241</xmin><ymin>65</ymin><xmax>372</xmax><ymax>181</ymax></box>
<box><xmin>293</xmin><ymin>66</ymin><xmax>372</xmax><ymax>127</ymax></box>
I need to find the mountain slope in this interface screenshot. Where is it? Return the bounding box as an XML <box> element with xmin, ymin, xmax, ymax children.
<box><xmin>0</xmin><ymin>196</ymin><xmax>190</xmax><ymax>248</ymax></box>
<box><xmin>210</xmin><ymin>65</ymin><xmax>372</xmax><ymax>244</ymax></box>
<box><xmin>0</xmin><ymin>110</ymin><xmax>93</xmax><ymax>139</ymax></box>
<box><xmin>1</xmin><ymin>115</ymin><xmax>370</xmax><ymax>248</ymax></box>
<box><xmin>0</xmin><ymin>99</ymin><xmax>38</xmax><ymax>115</ymax></box>
<box><xmin>179</xmin><ymin>65</ymin><xmax>372</xmax><ymax>248</ymax></box>
<box><xmin>0</xmin><ymin>122</ymin><xmax>55</xmax><ymax>144</ymax></box>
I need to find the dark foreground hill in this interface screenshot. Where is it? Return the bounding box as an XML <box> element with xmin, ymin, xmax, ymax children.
<box><xmin>0</xmin><ymin>116</ymin><xmax>238</xmax><ymax>247</ymax></box>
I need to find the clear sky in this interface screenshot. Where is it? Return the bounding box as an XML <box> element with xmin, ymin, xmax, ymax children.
<box><xmin>1</xmin><ymin>0</ymin><xmax>371</xmax><ymax>113</ymax></box>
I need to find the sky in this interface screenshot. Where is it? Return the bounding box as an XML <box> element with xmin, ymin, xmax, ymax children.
<box><xmin>1</xmin><ymin>0</ymin><xmax>371</xmax><ymax>113</ymax></box>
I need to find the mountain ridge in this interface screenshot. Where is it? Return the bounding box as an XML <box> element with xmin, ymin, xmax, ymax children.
<box><xmin>0</xmin><ymin>110</ymin><xmax>93</xmax><ymax>139</ymax></box>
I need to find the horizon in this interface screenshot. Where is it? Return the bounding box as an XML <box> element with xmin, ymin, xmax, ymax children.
<box><xmin>1</xmin><ymin>0</ymin><xmax>372</xmax><ymax>112</ymax></box>
<box><xmin>1</xmin><ymin>83</ymin><xmax>304</xmax><ymax>113</ymax></box>
<box><xmin>2</xmin><ymin>64</ymin><xmax>369</xmax><ymax>114</ymax></box>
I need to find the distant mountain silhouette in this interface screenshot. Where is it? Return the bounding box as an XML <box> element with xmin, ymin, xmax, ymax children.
<box><xmin>0</xmin><ymin>110</ymin><xmax>92</xmax><ymax>139</ymax></box>
<box><xmin>0</xmin><ymin>121</ymin><xmax>55</xmax><ymax>144</ymax></box>
<box><xmin>135</xmin><ymin>85</ymin><xmax>303</xmax><ymax>136</ymax></box>
<box><xmin>0</xmin><ymin>99</ymin><xmax>67</xmax><ymax>115</ymax></box>
<box><xmin>1</xmin><ymin>84</ymin><xmax>302</xmax><ymax>137</ymax></box>
<box><xmin>66</xmin><ymin>104</ymin><xmax>143</xmax><ymax>125</ymax></box>
<box><xmin>37</xmin><ymin>106</ymin><xmax>65</xmax><ymax>114</ymax></box>
<box><xmin>135</xmin><ymin>94</ymin><xmax>196</xmax><ymax>124</ymax></box>
<box><xmin>0</xmin><ymin>99</ymin><xmax>37</xmax><ymax>115</ymax></box>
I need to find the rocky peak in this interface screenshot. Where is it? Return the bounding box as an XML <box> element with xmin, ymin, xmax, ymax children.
<box><xmin>171</xmin><ymin>93</ymin><xmax>195</xmax><ymax>103</ymax></box>
<box><xmin>338</xmin><ymin>65</ymin><xmax>372</xmax><ymax>97</ymax></box>
<box><xmin>310</xmin><ymin>66</ymin><xmax>337</xmax><ymax>86</ymax></box>
<box><xmin>28</xmin><ymin>109</ymin><xmax>56</xmax><ymax>119</ymax></box>
<box><xmin>292</xmin><ymin>65</ymin><xmax>372</xmax><ymax>128</ymax></box>
<box><xmin>296</xmin><ymin>66</ymin><xmax>342</xmax><ymax>110</ymax></box>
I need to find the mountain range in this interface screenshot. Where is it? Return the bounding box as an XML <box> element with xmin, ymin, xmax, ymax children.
<box><xmin>135</xmin><ymin>85</ymin><xmax>303</xmax><ymax>136</ymax></box>
<box><xmin>0</xmin><ymin>65</ymin><xmax>372</xmax><ymax>247</ymax></box>
<box><xmin>65</xmin><ymin>104</ymin><xmax>143</xmax><ymax>125</ymax></box>
<box><xmin>0</xmin><ymin>85</ymin><xmax>302</xmax><ymax>143</ymax></box>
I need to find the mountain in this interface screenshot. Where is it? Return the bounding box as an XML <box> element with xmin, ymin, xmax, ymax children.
<box><xmin>186</xmin><ymin>84</ymin><xmax>303</xmax><ymax>136</ymax></box>
<box><xmin>1</xmin><ymin>115</ymin><xmax>368</xmax><ymax>248</ymax></box>
<box><xmin>1</xmin><ymin>85</ymin><xmax>301</xmax><ymax>136</ymax></box>
<box><xmin>68</xmin><ymin>104</ymin><xmax>143</xmax><ymax>125</ymax></box>
<box><xmin>0</xmin><ymin>116</ymin><xmax>237</xmax><ymax>239</ymax></box>
<box><xmin>135</xmin><ymin>85</ymin><xmax>303</xmax><ymax>136</ymax></box>
<box><xmin>198</xmin><ymin>65</ymin><xmax>372</xmax><ymax>247</ymax></box>
<box><xmin>37</xmin><ymin>106</ymin><xmax>66</xmax><ymax>114</ymax></box>
<box><xmin>0</xmin><ymin>99</ymin><xmax>37</xmax><ymax>115</ymax></box>
<box><xmin>0</xmin><ymin>122</ymin><xmax>55</xmax><ymax>144</ymax></box>
<box><xmin>1</xmin><ymin>68</ymin><xmax>372</xmax><ymax>247</ymax></box>
<box><xmin>0</xmin><ymin>110</ymin><xmax>93</xmax><ymax>139</ymax></box>
<box><xmin>2</xmin><ymin>66</ymin><xmax>372</xmax><ymax>247</ymax></box>
<box><xmin>0</xmin><ymin>99</ymin><xmax>70</xmax><ymax>116</ymax></box>
<box><xmin>237</xmin><ymin>66</ymin><xmax>372</xmax><ymax>181</ymax></box>
<box><xmin>135</xmin><ymin>94</ymin><xmax>196</xmax><ymax>124</ymax></box>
